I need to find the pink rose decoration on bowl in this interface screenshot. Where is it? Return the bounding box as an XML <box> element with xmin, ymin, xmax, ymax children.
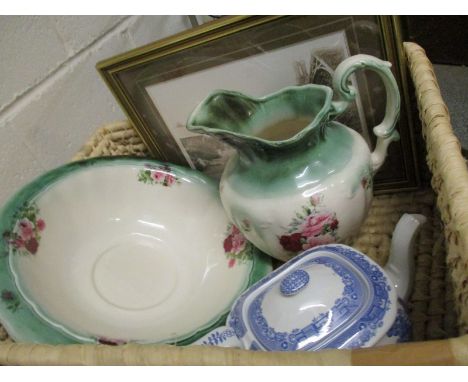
<box><xmin>24</xmin><ymin>238</ymin><xmax>39</xmax><ymax>254</ymax></box>
<box><xmin>223</xmin><ymin>223</ymin><xmax>251</xmax><ymax>268</ymax></box>
<box><xmin>17</xmin><ymin>219</ymin><xmax>34</xmax><ymax>241</ymax></box>
<box><xmin>3</xmin><ymin>203</ymin><xmax>45</xmax><ymax>256</ymax></box>
<box><xmin>164</xmin><ymin>174</ymin><xmax>176</xmax><ymax>187</ymax></box>
<box><xmin>37</xmin><ymin>219</ymin><xmax>46</xmax><ymax>231</ymax></box>
<box><xmin>227</xmin><ymin>258</ymin><xmax>236</xmax><ymax>268</ymax></box>
<box><xmin>138</xmin><ymin>164</ymin><xmax>181</xmax><ymax>187</ymax></box>
<box><xmin>151</xmin><ymin>170</ymin><xmax>165</xmax><ymax>182</ymax></box>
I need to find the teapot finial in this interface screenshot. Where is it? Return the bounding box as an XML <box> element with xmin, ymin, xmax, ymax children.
<box><xmin>384</xmin><ymin>213</ymin><xmax>427</xmax><ymax>301</ymax></box>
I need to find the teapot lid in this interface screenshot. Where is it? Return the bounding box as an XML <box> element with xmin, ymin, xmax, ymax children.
<box><xmin>227</xmin><ymin>244</ymin><xmax>397</xmax><ymax>351</ymax></box>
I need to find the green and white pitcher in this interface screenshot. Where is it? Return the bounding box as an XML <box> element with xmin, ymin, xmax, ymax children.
<box><xmin>187</xmin><ymin>54</ymin><xmax>401</xmax><ymax>262</ymax></box>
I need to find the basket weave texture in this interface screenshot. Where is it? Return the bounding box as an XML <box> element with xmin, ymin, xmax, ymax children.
<box><xmin>0</xmin><ymin>42</ymin><xmax>467</xmax><ymax>365</ymax></box>
<box><xmin>404</xmin><ymin>42</ymin><xmax>468</xmax><ymax>334</ymax></box>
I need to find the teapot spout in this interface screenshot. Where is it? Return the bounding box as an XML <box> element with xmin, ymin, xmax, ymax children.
<box><xmin>384</xmin><ymin>213</ymin><xmax>427</xmax><ymax>301</ymax></box>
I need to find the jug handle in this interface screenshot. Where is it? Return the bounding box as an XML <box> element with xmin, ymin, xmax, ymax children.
<box><xmin>331</xmin><ymin>54</ymin><xmax>401</xmax><ymax>173</ymax></box>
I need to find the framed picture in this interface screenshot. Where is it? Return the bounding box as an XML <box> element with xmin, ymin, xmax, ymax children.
<box><xmin>97</xmin><ymin>16</ymin><xmax>420</xmax><ymax>192</ymax></box>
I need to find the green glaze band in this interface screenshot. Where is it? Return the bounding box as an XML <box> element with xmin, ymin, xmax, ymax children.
<box><xmin>222</xmin><ymin>122</ymin><xmax>354</xmax><ymax>198</ymax></box>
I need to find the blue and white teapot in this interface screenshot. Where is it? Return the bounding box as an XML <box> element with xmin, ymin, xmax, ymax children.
<box><xmin>194</xmin><ymin>214</ymin><xmax>426</xmax><ymax>351</ymax></box>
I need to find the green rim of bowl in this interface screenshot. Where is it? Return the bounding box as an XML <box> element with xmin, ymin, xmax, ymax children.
<box><xmin>0</xmin><ymin>156</ymin><xmax>272</xmax><ymax>345</ymax></box>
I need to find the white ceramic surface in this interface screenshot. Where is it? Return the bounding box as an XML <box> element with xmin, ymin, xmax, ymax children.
<box><xmin>219</xmin><ymin>127</ymin><xmax>376</xmax><ymax>261</ymax></box>
<box><xmin>5</xmin><ymin>158</ymin><xmax>271</xmax><ymax>344</ymax></box>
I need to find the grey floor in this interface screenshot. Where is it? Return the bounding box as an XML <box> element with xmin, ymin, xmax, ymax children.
<box><xmin>433</xmin><ymin>64</ymin><xmax>468</xmax><ymax>152</ymax></box>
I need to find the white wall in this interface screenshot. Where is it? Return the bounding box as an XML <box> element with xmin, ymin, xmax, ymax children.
<box><xmin>0</xmin><ymin>15</ymin><xmax>193</xmax><ymax>206</ymax></box>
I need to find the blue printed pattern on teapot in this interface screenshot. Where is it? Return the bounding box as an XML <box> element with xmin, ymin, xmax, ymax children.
<box><xmin>200</xmin><ymin>328</ymin><xmax>237</xmax><ymax>346</ymax></box>
<box><xmin>228</xmin><ymin>245</ymin><xmax>394</xmax><ymax>351</ymax></box>
<box><xmin>386</xmin><ymin>305</ymin><xmax>412</xmax><ymax>342</ymax></box>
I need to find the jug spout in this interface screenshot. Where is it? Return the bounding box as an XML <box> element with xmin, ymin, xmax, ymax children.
<box><xmin>384</xmin><ymin>214</ymin><xmax>427</xmax><ymax>301</ymax></box>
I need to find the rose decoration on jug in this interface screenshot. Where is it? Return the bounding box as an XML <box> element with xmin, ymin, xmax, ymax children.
<box><xmin>279</xmin><ymin>195</ymin><xmax>339</xmax><ymax>252</ymax></box>
<box><xmin>187</xmin><ymin>54</ymin><xmax>401</xmax><ymax>261</ymax></box>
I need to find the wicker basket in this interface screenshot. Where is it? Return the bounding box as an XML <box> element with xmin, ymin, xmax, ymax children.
<box><xmin>0</xmin><ymin>42</ymin><xmax>467</xmax><ymax>365</ymax></box>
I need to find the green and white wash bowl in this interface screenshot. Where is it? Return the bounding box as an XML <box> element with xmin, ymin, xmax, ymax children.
<box><xmin>187</xmin><ymin>54</ymin><xmax>401</xmax><ymax>262</ymax></box>
<box><xmin>0</xmin><ymin>157</ymin><xmax>271</xmax><ymax>345</ymax></box>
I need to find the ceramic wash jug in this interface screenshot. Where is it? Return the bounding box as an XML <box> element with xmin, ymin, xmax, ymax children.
<box><xmin>193</xmin><ymin>214</ymin><xmax>426</xmax><ymax>351</ymax></box>
<box><xmin>187</xmin><ymin>54</ymin><xmax>401</xmax><ymax>261</ymax></box>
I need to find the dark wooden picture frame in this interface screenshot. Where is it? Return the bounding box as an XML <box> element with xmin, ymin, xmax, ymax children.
<box><xmin>97</xmin><ymin>16</ymin><xmax>420</xmax><ymax>193</ymax></box>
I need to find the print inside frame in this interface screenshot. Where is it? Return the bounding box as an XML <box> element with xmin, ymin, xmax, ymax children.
<box><xmin>97</xmin><ymin>16</ymin><xmax>420</xmax><ymax>193</ymax></box>
<box><xmin>144</xmin><ymin>30</ymin><xmax>367</xmax><ymax>178</ymax></box>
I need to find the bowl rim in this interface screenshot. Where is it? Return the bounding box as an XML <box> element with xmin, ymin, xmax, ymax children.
<box><xmin>0</xmin><ymin>156</ymin><xmax>272</xmax><ymax>345</ymax></box>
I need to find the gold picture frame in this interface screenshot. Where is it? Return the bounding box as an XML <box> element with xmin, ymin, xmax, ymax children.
<box><xmin>97</xmin><ymin>15</ymin><xmax>420</xmax><ymax>193</ymax></box>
